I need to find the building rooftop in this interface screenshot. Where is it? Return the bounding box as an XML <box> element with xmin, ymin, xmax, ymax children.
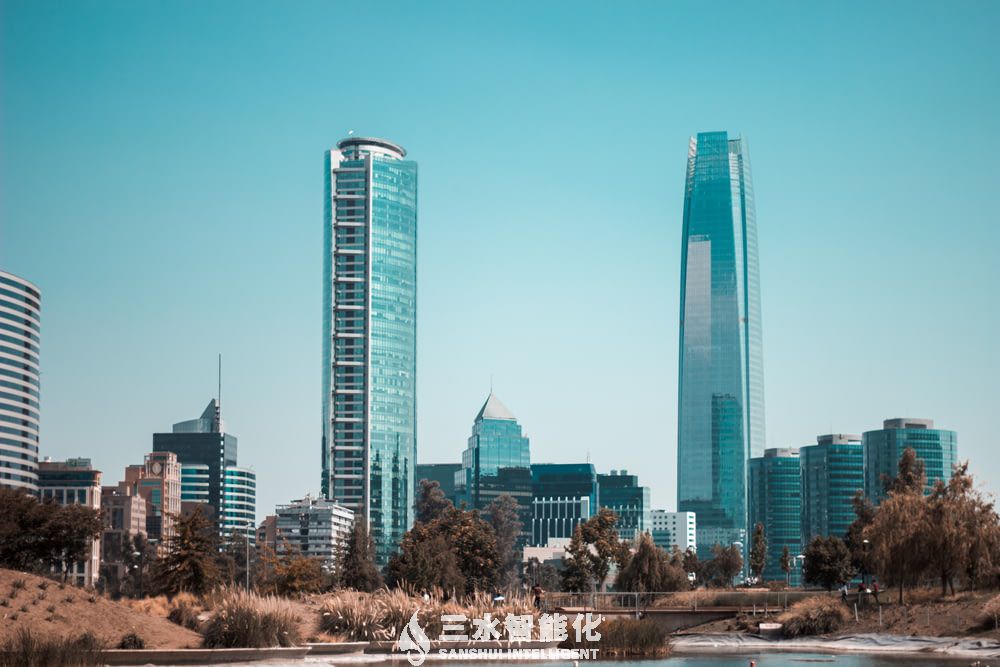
<box><xmin>882</xmin><ymin>417</ymin><xmax>935</xmax><ymax>430</ymax></box>
<box><xmin>475</xmin><ymin>392</ymin><xmax>516</xmax><ymax>421</ymax></box>
<box><xmin>336</xmin><ymin>136</ymin><xmax>406</xmax><ymax>159</ymax></box>
<box><xmin>816</xmin><ymin>433</ymin><xmax>862</xmax><ymax>445</ymax></box>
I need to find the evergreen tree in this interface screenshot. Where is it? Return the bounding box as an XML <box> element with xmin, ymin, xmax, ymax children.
<box><xmin>154</xmin><ymin>506</ymin><xmax>221</xmax><ymax>596</ymax></box>
<box><xmin>709</xmin><ymin>543</ymin><xmax>744</xmax><ymax>588</ymax></box>
<box><xmin>340</xmin><ymin>516</ymin><xmax>383</xmax><ymax>592</ymax></box>
<box><xmin>749</xmin><ymin>522</ymin><xmax>767</xmax><ymax>581</ymax></box>
<box><xmin>486</xmin><ymin>494</ymin><xmax>523</xmax><ymax>589</ymax></box>
<box><xmin>780</xmin><ymin>545</ymin><xmax>792</xmax><ymax>585</ymax></box>
<box><xmin>560</xmin><ymin>525</ymin><xmax>594</xmax><ymax>592</ymax></box>
<box><xmin>415</xmin><ymin>479</ymin><xmax>453</xmax><ymax>524</ymax></box>
<box><xmin>802</xmin><ymin>535</ymin><xmax>854</xmax><ymax>591</ymax></box>
<box><xmin>616</xmin><ymin>533</ymin><xmax>687</xmax><ymax>592</ymax></box>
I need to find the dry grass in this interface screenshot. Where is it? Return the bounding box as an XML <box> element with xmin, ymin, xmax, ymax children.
<box><xmin>0</xmin><ymin>628</ymin><xmax>104</xmax><ymax>667</ymax></box>
<box><xmin>201</xmin><ymin>590</ymin><xmax>301</xmax><ymax>648</ymax></box>
<box><xmin>777</xmin><ymin>596</ymin><xmax>851</xmax><ymax>637</ymax></box>
<box><xmin>561</xmin><ymin>618</ymin><xmax>670</xmax><ymax>657</ymax></box>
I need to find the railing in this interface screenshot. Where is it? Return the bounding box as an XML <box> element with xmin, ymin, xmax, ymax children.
<box><xmin>543</xmin><ymin>590</ymin><xmax>824</xmax><ymax>617</ymax></box>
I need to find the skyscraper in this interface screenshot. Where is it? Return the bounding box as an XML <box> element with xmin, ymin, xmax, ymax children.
<box><xmin>531</xmin><ymin>463</ymin><xmax>598</xmax><ymax>547</ymax></box>
<box><xmin>863</xmin><ymin>418</ymin><xmax>957</xmax><ymax>504</ymax></box>
<box><xmin>677</xmin><ymin>132</ymin><xmax>765</xmax><ymax>558</ymax></box>
<box><xmin>748</xmin><ymin>448</ymin><xmax>802</xmax><ymax>585</ymax></box>
<box><xmin>597</xmin><ymin>470</ymin><xmax>651</xmax><ymax>541</ymax></box>
<box><xmin>0</xmin><ymin>270</ymin><xmax>41</xmax><ymax>493</ymax></box>
<box><xmin>322</xmin><ymin>137</ymin><xmax>418</xmax><ymax>563</ymax></box>
<box><xmin>800</xmin><ymin>433</ymin><xmax>864</xmax><ymax>542</ymax></box>
<box><xmin>455</xmin><ymin>394</ymin><xmax>532</xmax><ymax>522</ymax></box>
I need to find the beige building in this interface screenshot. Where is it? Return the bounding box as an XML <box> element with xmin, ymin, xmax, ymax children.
<box><xmin>38</xmin><ymin>458</ymin><xmax>102</xmax><ymax>587</ymax></box>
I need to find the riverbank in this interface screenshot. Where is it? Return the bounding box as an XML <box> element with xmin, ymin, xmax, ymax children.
<box><xmin>672</xmin><ymin>632</ymin><xmax>1000</xmax><ymax>660</ymax></box>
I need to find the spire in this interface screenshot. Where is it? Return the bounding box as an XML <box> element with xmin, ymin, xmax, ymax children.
<box><xmin>475</xmin><ymin>393</ymin><xmax>516</xmax><ymax>422</ymax></box>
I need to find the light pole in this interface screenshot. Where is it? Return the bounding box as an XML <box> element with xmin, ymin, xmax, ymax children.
<box><xmin>245</xmin><ymin>519</ymin><xmax>254</xmax><ymax>591</ymax></box>
<box><xmin>131</xmin><ymin>549</ymin><xmax>145</xmax><ymax>599</ymax></box>
<box><xmin>795</xmin><ymin>554</ymin><xmax>805</xmax><ymax>588</ymax></box>
<box><xmin>862</xmin><ymin>539</ymin><xmax>871</xmax><ymax>588</ymax></box>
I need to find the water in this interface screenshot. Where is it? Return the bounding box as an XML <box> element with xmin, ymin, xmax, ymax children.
<box><xmin>283</xmin><ymin>656</ymin><xmax>982</xmax><ymax>667</ymax></box>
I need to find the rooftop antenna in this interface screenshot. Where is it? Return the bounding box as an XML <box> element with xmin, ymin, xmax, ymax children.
<box><xmin>490</xmin><ymin>374</ymin><xmax>494</xmax><ymax>394</ymax></box>
<box><xmin>216</xmin><ymin>353</ymin><xmax>222</xmax><ymax>432</ymax></box>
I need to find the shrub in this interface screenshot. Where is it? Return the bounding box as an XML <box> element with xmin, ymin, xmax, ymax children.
<box><xmin>46</xmin><ymin>604</ymin><xmax>55</xmax><ymax>613</ymax></box>
<box><xmin>11</xmin><ymin>578</ymin><xmax>27</xmax><ymax>591</ymax></box>
<box><xmin>777</xmin><ymin>596</ymin><xmax>851</xmax><ymax>637</ymax></box>
<box><xmin>202</xmin><ymin>590</ymin><xmax>301</xmax><ymax>648</ymax></box>
<box><xmin>37</xmin><ymin>581</ymin><xmax>49</xmax><ymax>591</ymax></box>
<box><xmin>20</xmin><ymin>604</ymin><xmax>29</xmax><ymax>613</ymax></box>
<box><xmin>561</xmin><ymin>618</ymin><xmax>670</xmax><ymax>657</ymax></box>
<box><xmin>0</xmin><ymin>628</ymin><xmax>104</xmax><ymax>667</ymax></box>
<box><xmin>979</xmin><ymin>593</ymin><xmax>1000</xmax><ymax>631</ymax></box>
<box><xmin>166</xmin><ymin>592</ymin><xmax>203</xmax><ymax>631</ymax></box>
<box><xmin>117</xmin><ymin>633</ymin><xmax>146</xmax><ymax>649</ymax></box>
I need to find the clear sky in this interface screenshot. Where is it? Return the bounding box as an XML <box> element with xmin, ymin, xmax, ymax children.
<box><xmin>2</xmin><ymin>0</ymin><xmax>998</xmax><ymax>519</ymax></box>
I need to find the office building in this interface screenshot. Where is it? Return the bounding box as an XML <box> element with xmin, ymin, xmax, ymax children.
<box><xmin>121</xmin><ymin>451</ymin><xmax>182</xmax><ymax>544</ymax></box>
<box><xmin>37</xmin><ymin>458</ymin><xmax>102</xmax><ymax>586</ymax></box>
<box><xmin>415</xmin><ymin>463</ymin><xmax>461</xmax><ymax>503</ymax></box>
<box><xmin>275</xmin><ymin>495</ymin><xmax>354</xmax><ymax>564</ymax></box>
<box><xmin>676</xmin><ymin>132</ymin><xmax>765</xmax><ymax>558</ymax></box>
<box><xmin>800</xmin><ymin>434</ymin><xmax>864</xmax><ymax>541</ymax></box>
<box><xmin>455</xmin><ymin>393</ymin><xmax>532</xmax><ymax>542</ymax></box>
<box><xmin>0</xmin><ymin>270</ymin><xmax>41</xmax><ymax>492</ymax></box>
<box><xmin>256</xmin><ymin>514</ymin><xmax>279</xmax><ymax>553</ymax></box>
<box><xmin>322</xmin><ymin>137</ymin><xmax>418</xmax><ymax>564</ymax></box>
<box><xmin>748</xmin><ymin>448</ymin><xmax>802</xmax><ymax>584</ymax></box>
<box><xmin>863</xmin><ymin>418</ymin><xmax>957</xmax><ymax>504</ymax></box>
<box><xmin>154</xmin><ymin>399</ymin><xmax>255</xmax><ymax>540</ymax></box>
<box><xmin>598</xmin><ymin>470</ymin><xmax>650</xmax><ymax>541</ymax></box>
<box><xmin>651</xmin><ymin>510</ymin><xmax>697</xmax><ymax>553</ymax></box>
<box><xmin>530</xmin><ymin>463</ymin><xmax>599</xmax><ymax>547</ymax></box>
<box><xmin>100</xmin><ymin>485</ymin><xmax>147</xmax><ymax>590</ymax></box>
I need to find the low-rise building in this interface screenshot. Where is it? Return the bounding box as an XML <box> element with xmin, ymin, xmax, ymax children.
<box><xmin>650</xmin><ymin>510</ymin><xmax>696</xmax><ymax>553</ymax></box>
<box><xmin>275</xmin><ymin>495</ymin><xmax>354</xmax><ymax>564</ymax></box>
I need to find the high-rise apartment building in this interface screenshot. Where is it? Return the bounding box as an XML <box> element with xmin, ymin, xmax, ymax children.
<box><xmin>38</xmin><ymin>458</ymin><xmax>102</xmax><ymax>586</ymax></box>
<box><xmin>863</xmin><ymin>418</ymin><xmax>957</xmax><ymax>504</ymax></box>
<box><xmin>0</xmin><ymin>270</ymin><xmax>41</xmax><ymax>492</ymax></box>
<box><xmin>800</xmin><ymin>434</ymin><xmax>864</xmax><ymax>541</ymax></box>
<box><xmin>275</xmin><ymin>495</ymin><xmax>354</xmax><ymax>564</ymax></box>
<box><xmin>677</xmin><ymin>131</ymin><xmax>765</xmax><ymax>558</ymax></box>
<box><xmin>748</xmin><ymin>448</ymin><xmax>801</xmax><ymax>584</ymax></box>
<box><xmin>598</xmin><ymin>470</ymin><xmax>650</xmax><ymax>541</ymax></box>
<box><xmin>651</xmin><ymin>510</ymin><xmax>697</xmax><ymax>553</ymax></box>
<box><xmin>322</xmin><ymin>137</ymin><xmax>417</xmax><ymax>564</ymax></box>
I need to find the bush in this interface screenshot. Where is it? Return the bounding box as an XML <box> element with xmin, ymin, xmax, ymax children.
<box><xmin>0</xmin><ymin>628</ymin><xmax>104</xmax><ymax>667</ymax></box>
<box><xmin>561</xmin><ymin>618</ymin><xmax>670</xmax><ymax>657</ymax></box>
<box><xmin>117</xmin><ymin>633</ymin><xmax>146</xmax><ymax>649</ymax></box>
<box><xmin>166</xmin><ymin>592</ymin><xmax>202</xmax><ymax>631</ymax></box>
<box><xmin>979</xmin><ymin>593</ymin><xmax>1000</xmax><ymax>631</ymax></box>
<box><xmin>202</xmin><ymin>590</ymin><xmax>301</xmax><ymax>648</ymax></box>
<box><xmin>777</xmin><ymin>596</ymin><xmax>851</xmax><ymax>637</ymax></box>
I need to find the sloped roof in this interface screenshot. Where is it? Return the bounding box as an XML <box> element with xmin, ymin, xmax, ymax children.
<box><xmin>475</xmin><ymin>393</ymin><xmax>516</xmax><ymax>422</ymax></box>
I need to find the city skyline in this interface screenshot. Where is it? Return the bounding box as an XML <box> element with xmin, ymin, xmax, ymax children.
<box><xmin>2</xmin><ymin>1</ymin><xmax>998</xmax><ymax>521</ymax></box>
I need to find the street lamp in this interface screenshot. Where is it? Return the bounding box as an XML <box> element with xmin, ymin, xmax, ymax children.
<box><xmin>862</xmin><ymin>539</ymin><xmax>871</xmax><ymax>588</ymax></box>
<box><xmin>795</xmin><ymin>554</ymin><xmax>805</xmax><ymax>588</ymax></box>
<box><xmin>131</xmin><ymin>549</ymin><xmax>145</xmax><ymax>599</ymax></box>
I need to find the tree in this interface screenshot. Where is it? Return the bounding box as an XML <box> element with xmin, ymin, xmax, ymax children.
<box><xmin>388</xmin><ymin>505</ymin><xmax>498</xmax><ymax>594</ymax></box>
<box><xmin>845</xmin><ymin>491</ymin><xmax>876</xmax><ymax>578</ymax></box>
<box><xmin>749</xmin><ymin>523</ymin><xmax>767</xmax><ymax>582</ymax></box>
<box><xmin>218</xmin><ymin>530</ymin><xmax>254</xmax><ymax>590</ymax></box>
<box><xmin>802</xmin><ymin>535</ymin><xmax>854</xmax><ymax>592</ymax></box>
<box><xmin>340</xmin><ymin>516</ymin><xmax>383</xmax><ymax>592</ymax></box>
<box><xmin>579</xmin><ymin>508</ymin><xmax>629</xmax><ymax>590</ymax></box>
<box><xmin>560</xmin><ymin>525</ymin><xmax>594</xmax><ymax>592</ymax></box>
<box><xmin>523</xmin><ymin>557</ymin><xmax>561</xmax><ymax>591</ymax></box>
<box><xmin>415</xmin><ymin>479</ymin><xmax>453</xmax><ymax>524</ymax></box>
<box><xmin>886</xmin><ymin>447</ymin><xmax>926</xmax><ymax>495</ymax></box>
<box><xmin>709</xmin><ymin>543</ymin><xmax>743</xmax><ymax>588</ymax></box>
<box><xmin>486</xmin><ymin>495</ymin><xmax>523</xmax><ymax>589</ymax></box>
<box><xmin>616</xmin><ymin>533</ymin><xmax>687</xmax><ymax>592</ymax></box>
<box><xmin>154</xmin><ymin>506</ymin><xmax>220</xmax><ymax>596</ymax></box>
<box><xmin>780</xmin><ymin>545</ymin><xmax>792</xmax><ymax>586</ymax></box>
<box><xmin>682</xmin><ymin>548</ymin><xmax>700</xmax><ymax>585</ymax></box>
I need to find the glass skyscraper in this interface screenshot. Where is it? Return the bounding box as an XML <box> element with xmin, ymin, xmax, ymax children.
<box><xmin>455</xmin><ymin>394</ymin><xmax>531</xmax><ymax>512</ymax></box>
<box><xmin>677</xmin><ymin>132</ymin><xmax>765</xmax><ymax>558</ymax></box>
<box><xmin>800</xmin><ymin>433</ymin><xmax>864</xmax><ymax>541</ymax></box>
<box><xmin>322</xmin><ymin>137</ymin><xmax>417</xmax><ymax>564</ymax></box>
<box><xmin>863</xmin><ymin>418</ymin><xmax>957</xmax><ymax>504</ymax></box>
<box><xmin>748</xmin><ymin>448</ymin><xmax>801</xmax><ymax>585</ymax></box>
<box><xmin>0</xmin><ymin>270</ymin><xmax>40</xmax><ymax>492</ymax></box>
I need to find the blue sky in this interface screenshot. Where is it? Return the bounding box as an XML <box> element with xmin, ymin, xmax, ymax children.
<box><xmin>2</xmin><ymin>0</ymin><xmax>998</xmax><ymax>519</ymax></box>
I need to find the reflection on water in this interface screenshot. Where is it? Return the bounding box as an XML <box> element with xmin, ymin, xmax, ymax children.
<box><xmin>279</xmin><ymin>655</ymin><xmax>983</xmax><ymax>667</ymax></box>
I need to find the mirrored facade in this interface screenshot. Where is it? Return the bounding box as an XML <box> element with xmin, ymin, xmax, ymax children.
<box><xmin>677</xmin><ymin>132</ymin><xmax>765</xmax><ymax>558</ymax></box>
<box><xmin>748</xmin><ymin>448</ymin><xmax>801</xmax><ymax>585</ymax></box>
<box><xmin>322</xmin><ymin>137</ymin><xmax>417</xmax><ymax>564</ymax></box>
<box><xmin>863</xmin><ymin>418</ymin><xmax>957</xmax><ymax>504</ymax></box>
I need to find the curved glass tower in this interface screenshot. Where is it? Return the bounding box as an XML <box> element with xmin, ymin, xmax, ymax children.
<box><xmin>677</xmin><ymin>132</ymin><xmax>765</xmax><ymax>558</ymax></box>
<box><xmin>322</xmin><ymin>137</ymin><xmax>417</xmax><ymax>564</ymax></box>
<box><xmin>0</xmin><ymin>270</ymin><xmax>41</xmax><ymax>493</ymax></box>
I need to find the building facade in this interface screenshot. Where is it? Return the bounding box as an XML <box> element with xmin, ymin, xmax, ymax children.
<box><xmin>676</xmin><ymin>132</ymin><xmax>765</xmax><ymax>558</ymax></box>
<box><xmin>38</xmin><ymin>458</ymin><xmax>102</xmax><ymax>586</ymax></box>
<box><xmin>863</xmin><ymin>418</ymin><xmax>957</xmax><ymax>504</ymax></box>
<box><xmin>800</xmin><ymin>434</ymin><xmax>864</xmax><ymax>541</ymax></box>
<box><xmin>748</xmin><ymin>448</ymin><xmax>802</xmax><ymax>585</ymax></box>
<box><xmin>153</xmin><ymin>399</ymin><xmax>254</xmax><ymax>539</ymax></box>
<box><xmin>0</xmin><ymin>270</ymin><xmax>41</xmax><ymax>492</ymax></box>
<box><xmin>275</xmin><ymin>495</ymin><xmax>354</xmax><ymax>564</ymax></box>
<box><xmin>650</xmin><ymin>510</ymin><xmax>697</xmax><ymax>553</ymax></box>
<box><xmin>322</xmin><ymin>137</ymin><xmax>418</xmax><ymax>564</ymax></box>
<box><xmin>100</xmin><ymin>485</ymin><xmax>147</xmax><ymax>591</ymax></box>
<box><xmin>530</xmin><ymin>463</ymin><xmax>599</xmax><ymax>547</ymax></box>
<box><xmin>415</xmin><ymin>463</ymin><xmax>461</xmax><ymax>503</ymax></box>
<box><xmin>598</xmin><ymin>470</ymin><xmax>650</xmax><ymax>541</ymax></box>
<box><xmin>121</xmin><ymin>451</ymin><xmax>182</xmax><ymax>545</ymax></box>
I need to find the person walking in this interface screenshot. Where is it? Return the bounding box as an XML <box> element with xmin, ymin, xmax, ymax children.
<box><xmin>871</xmin><ymin>579</ymin><xmax>881</xmax><ymax>604</ymax></box>
<box><xmin>532</xmin><ymin>583</ymin><xmax>543</xmax><ymax>610</ymax></box>
<box><xmin>839</xmin><ymin>582</ymin><xmax>849</xmax><ymax>604</ymax></box>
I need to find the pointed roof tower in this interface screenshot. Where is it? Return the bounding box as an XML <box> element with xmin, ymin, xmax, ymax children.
<box><xmin>475</xmin><ymin>393</ymin><xmax>516</xmax><ymax>422</ymax></box>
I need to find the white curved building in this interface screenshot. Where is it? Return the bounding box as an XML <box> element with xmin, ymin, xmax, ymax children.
<box><xmin>0</xmin><ymin>270</ymin><xmax>41</xmax><ymax>492</ymax></box>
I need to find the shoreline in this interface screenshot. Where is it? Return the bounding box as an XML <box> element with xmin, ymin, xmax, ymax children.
<box><xmin>670</xmin><ymin>632</ymin><xmax>1000</xmax><ymax>660</ymax></box>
